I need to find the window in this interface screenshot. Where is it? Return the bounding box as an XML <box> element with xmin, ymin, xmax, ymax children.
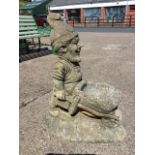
<box><xmin>84</xmin><ymin>8</ymin><xmax>100</xmax><ymax>21</ymax></box>
<box><xmin>105</xmin><ymin>6</ymin><xmax>125</xmax><ymax>22</ymax></box>
<box><xmin>130</xmin><ymin>5</ymin><xmax>135</xmax><ymax>11</ymax></box>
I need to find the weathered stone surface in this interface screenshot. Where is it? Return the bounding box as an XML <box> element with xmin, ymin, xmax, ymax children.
<box><xmin>46</xmin><ymin>82</ymin><xmax>126</xmax><ymax>142</ymax></box>
<box><xmin>46</xmin><ymin>12</ymin><xmax>126</xmax><ymax>143</ymax></box>
<box><xmin>45</xmin><ymin>108</ymin><xmax>126</xmax><ymax>142</ymax></box>
<box><xmin>19</xmin><ymin>31</ymin><xmax>134</xmax><ymax>155</ymax></box>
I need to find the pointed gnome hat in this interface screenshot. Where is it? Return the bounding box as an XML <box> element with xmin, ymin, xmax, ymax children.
<box><xmin>47</xmin><ymin>12</ymin><xmax>78</xmax><ymax>51</ymax></box>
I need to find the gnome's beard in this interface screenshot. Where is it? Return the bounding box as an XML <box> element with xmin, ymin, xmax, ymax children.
<box><xmin>64</xmin><ymin>53</ymin><xmax>81</xmax><ymax>63</ymax></box>
<box><xmin>69</xmin><ymin>56</ymin><xmax>81</xmax><ymax>63</ymax></box>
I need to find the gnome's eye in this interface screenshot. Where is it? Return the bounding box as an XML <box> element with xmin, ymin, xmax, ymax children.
<box><xmin>75</xmin><ymin>50</ymin><xmax>80</xmax><ymax>54</ymax></box>
<box><xmin>62</xmin><ymin>45</ymin><xmax>66</xmax><ymax>48</ymax></box>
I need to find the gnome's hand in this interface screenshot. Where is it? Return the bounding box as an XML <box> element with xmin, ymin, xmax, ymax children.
<box><xmin>54</xmin><ymin>90</ymin><xmax>66</xmax><ymax>101</ymax></box>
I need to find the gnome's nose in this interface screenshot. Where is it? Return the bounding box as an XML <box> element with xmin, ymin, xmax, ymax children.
<box><xmin>77</xmin><ymin>45</ymin><xmax>83</xmax><ymax>51</ymax></box>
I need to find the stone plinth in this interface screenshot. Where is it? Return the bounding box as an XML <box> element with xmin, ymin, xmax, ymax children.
<box><xmin>45</xmin><ymin>108</ymin><xmax>126</xmax><ymax>142</ymax></box>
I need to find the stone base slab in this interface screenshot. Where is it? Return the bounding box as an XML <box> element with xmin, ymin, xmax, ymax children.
<box><xmin>45</xmin><ymin>108</ymin><xmax>126</xmax><ymax>143</ymax></box>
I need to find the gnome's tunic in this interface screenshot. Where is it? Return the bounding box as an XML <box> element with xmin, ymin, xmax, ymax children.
<box><xmin>53</xmin><ymin>57</ymin><xmax>82</xmax><ymax>94</ymax></box>
<box><xmin>52</xmin><ymin>58</ymin><xmax>119</xmax><ymax>114</ymax></box>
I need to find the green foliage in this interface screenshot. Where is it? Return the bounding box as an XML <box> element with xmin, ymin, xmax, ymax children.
<box><xmin>19</xmin><ymin>1</ymin><xmax>28</xmax><ymax>7</ymax></box>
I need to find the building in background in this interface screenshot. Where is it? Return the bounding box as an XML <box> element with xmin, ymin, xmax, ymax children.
<box><xmin>48</xmin><ymin>0</ymin><xmax>135</xmax><ymax>24</ymax></box>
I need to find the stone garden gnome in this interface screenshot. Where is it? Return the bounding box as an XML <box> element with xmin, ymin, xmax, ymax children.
<box><xmin>46</xmin><ymin>12</ymin><xmax>126</xmax><ymax>142</ymax></box>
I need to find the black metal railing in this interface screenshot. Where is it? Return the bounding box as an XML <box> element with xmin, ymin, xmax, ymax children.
<box><xmin>66</xmin><ymin>15</ymin><xmax>135</xmax><ymax>28</ymax></box>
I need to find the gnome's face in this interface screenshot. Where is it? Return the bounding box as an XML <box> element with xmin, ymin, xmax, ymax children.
<box><xmin>56</xmin><ymin>34</ymin><xmax>82</xmax><ymax>63</ymax></box>
<box><xmin>67</xmin><ymin>43</ymin><xmax>81</xmax><ymax>62</ymax></box>
<box><xmin>59</xmin><ymin>42</ymin><xmax>82</xmax><ymax>63</ymax></box>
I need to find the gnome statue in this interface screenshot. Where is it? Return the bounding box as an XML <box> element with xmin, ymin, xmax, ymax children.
<box><xmin>46</xmin><ymin>12</ymin><xmax>126</xmax><ymax>142</ymax></box>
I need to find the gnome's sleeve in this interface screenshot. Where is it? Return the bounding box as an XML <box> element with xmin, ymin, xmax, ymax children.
<box><xmin>53</xmin><ymin>61</ymin><xmax>67</xmax><ymax>100</ymax></box>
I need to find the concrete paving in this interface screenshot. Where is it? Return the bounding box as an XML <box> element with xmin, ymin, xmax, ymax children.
<box><xmin>20</xmin><ymin>32</ymin><xmax>135</xmax><ymax>155</ymax></box>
